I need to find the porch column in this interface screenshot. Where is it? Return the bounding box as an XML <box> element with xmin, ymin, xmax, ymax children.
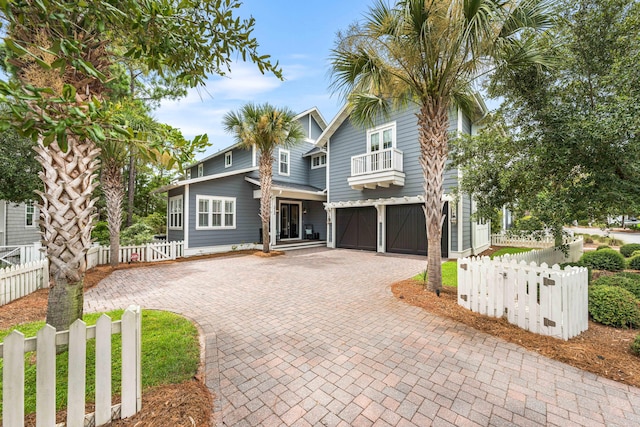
<box><xmin>269</xmin><ymin>197</ymin><xmax>277</xmax><ymax>247</ymax></box>
<box><xmin>327</xmin><ymin>207</ymin><xmax>336</xmax><ymax>248</ymax></box>
<box><xmin>375</xmin><ymin>204</ymin><xmax>386</xmax><ymax>253</ymax></box>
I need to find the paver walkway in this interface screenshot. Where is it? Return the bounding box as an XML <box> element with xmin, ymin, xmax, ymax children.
<box><xmin>84</xmin><ymin>248</ymin><xmax>640</xmax><ymax>426</ymax></box>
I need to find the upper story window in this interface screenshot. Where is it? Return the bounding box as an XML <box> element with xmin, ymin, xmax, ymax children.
<box><xmin>168</xmin><ymin>195</ymin><xmax>183</xmax><ymax>230</ymax></box>
<box><xmin>25</xmin><ymin>200</ymin><xmax>36</xmax><ymax>227</ymax></box>
<box><xmin>197</xmin><ymin>163</ymin><xmax>204</xmax><ymax>177</ymax></box>
<box><xmin>225</xmin><ymin>151</ymin><xmax>232</xmax><ymax>168</ymax></box>
<box><xmin>186</xmin><ymin>169</ymin><xmax>191</xmax><ymax>180</ymax></box>
<box><xmin>367</xmin><ymin>122</ymin><xmax>396</xmax><ymax>152</ymax></box>
<box><xmin>311</xmin><ymin>153</ymin><xmax>326</xmax><ymax>169</ymax></box>
<box><xmin>196</xmin><ymin>195</ymin><xmax>236</xmax><ymax>229</ymax></box>
<box><xmin>279</xmin><ymin>149</ymin><xmax>290</xmax><ymax>176</ymax></box>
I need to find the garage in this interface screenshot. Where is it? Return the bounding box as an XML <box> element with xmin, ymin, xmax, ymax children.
<box><xmin>386</xmin><ymin>203</ymin><xmax>448</xmax><ymax>257</ymax></box>
<box><xmin>336</xmin><ymin>207</ymin><xmax>377</xmax><ymax>251</ymax></box>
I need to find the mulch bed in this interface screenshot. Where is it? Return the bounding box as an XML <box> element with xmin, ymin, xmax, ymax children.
<box><xmin>392</xmin><ymin>280</ymin><xmax>640</xmax><ymax>387</ymax></box>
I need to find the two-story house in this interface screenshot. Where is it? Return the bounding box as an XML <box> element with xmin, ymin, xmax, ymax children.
<box><xmin>159</xmin><ymin>108</ymin><xmax>329</xmax><ymax>256</ymax></box>
<box><xmin>316</xmin><ymin>98</ymin><xmax>491</xmax><ymax>258</ymax></box>
<box><xmin>0</xmin><ymin>200</ymin><xmax>41</xmax><ymax>246</ymax></box>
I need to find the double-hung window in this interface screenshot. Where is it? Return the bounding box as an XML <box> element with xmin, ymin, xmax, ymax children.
<box><xmin>168</xmin><ymin>195</ymin><xmax>183</xmax><ymax>229</ymax></box>
<box><xmin>225</xmin><ymin>151</ymin><xmax>232</xmax><ymax>168</ymax></box>
<box><xmin>197</xmin><ymin>163</ymin><xmax>204</xmax><ymax>177</ymax></box>
<box><xmin>196</xmin><ymin>196</ymin><xmax>236</xmax><ymax>229</ymax></box>
<box><xmin>279</xmin><ymin>149</ymin><xmax>290</xmax><ymax>176</ymax></box>
<box><xmin>25</xmin><ymin>200</ymin><xmax>36</xmax><ymax>227</ymax></box>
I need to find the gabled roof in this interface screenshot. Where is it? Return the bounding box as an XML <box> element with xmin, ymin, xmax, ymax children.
<box><xmin>315</xmin><ymin>93</ymin><xmax>490</xmax><ymax>148</ymax></box>
<box><xmin>154</xmin><ymin>167</ymin><xmax>258</xmax><ymax>193</ymax></box>
<box><xmin>294</xmin><ymin>107</ymin><xmax>328</xmax><ymax>130</ymax></box>
<box><xmin>302</xmin><ymin>147</ymin><xmax>327</xmax><ymax>158</ymax></box>
<box><xmin>244</xmin><ymin>177</ymin><xmax>326</xmax><ymax>194</ymax></box>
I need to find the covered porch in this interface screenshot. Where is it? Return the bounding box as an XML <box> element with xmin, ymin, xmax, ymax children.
<box><xmin>245</xmin><ymin>177</ymin><xmax>327</xmax><ymax>248</ymax></box>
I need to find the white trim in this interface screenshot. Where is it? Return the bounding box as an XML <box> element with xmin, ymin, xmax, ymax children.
<box><xmin>155</xmin><ymin>166</ymin><xmax>259</xmax><ymax>193</ymax></box>
<box><xmin>278</xmin><ymin>200</ymin><xmax>303</xmax><ymax>240</ymax></box>
<box><xmin>24</xmin><ymin>200</ymin><xmax>36</xmax><ymax>228</ymax></box>
<box><xmin>0</xmin><ymin>200</ymin><xmax>6</xmax><ymax>246</ymax></box>
<box><xmin>168</xmin><ymin>195</ymin><xmax>184</xmax><ymax>230</ymax></box>
<box><xmin>244</xmin><ymin>177</ymin><xmax>326</xmax><ymax>201</ymax></box>
<box><xmin>197</xmin><ymin>163</ymin><xmax>203</xmax><ymax>177</ymax></box>
<box><xmin>270</xmin><ymin>197</ymin><xmax>277</xmax><ymax>247</ymax></box>
<box><xmin>325</xmin><ymin>194</ymin><xmax>453</xmax><ymax>209</ymax></box>
<box><xmin>184</xmin><ymin>185</ymin><xmax>190</xmax><ymax>249</ymax></box>
<box><xmin>293</xmin><ymin>107</ymin><xmax>328</xmax><ymax>130</ymax></box>
<box><xmin>315</xmin><ymin>104</ymin><xmax>350</xmax><ymax>148</ymax></box>
<box><xmin>278</xmin><ymin>149</ymin><xmax>290</xmax><ymax>176</ymax></box>
<box><xmin>225</xmin><ymin>151</ymin><xmax>232</xmax><ymax>168</ymax></box>
<box><xmin>195</xmin><ymin>195</ymin><xmax>236</xmax><ymax>230</ymax></box>
<box><xmin>311</xmin><ymin>153</ymin><xmax>327</xmax><ymax>169</ymax></box>
<box><xmin>185</xmin><ymin>243</ymin><xmax>258</xmax><ymax>257</ymax></box>
<box><xmin>366</xmin><ymin>121</ymin><xmax>396</xmax><ymax>153</ymax></box>
<box><xmin>376</xmin><ymin>205</ymin><xmax>386</xmax><ymax>253</ymax></box>
<box><xmin>252</xmin><ymin>145</ymin><xmax>257</xmax><ymax>167</ymax></box>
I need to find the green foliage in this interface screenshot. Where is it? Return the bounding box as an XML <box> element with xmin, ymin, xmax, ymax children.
<box><xmin>628</xmin><ymin>255</ymin><xmax>640</xmax><ymax>271</ymax></box>
<box><xmin>0</xmin><ymin>127</ymin><xmax>41</xmax><ymax>203</ymax></box>
<box><xmin>632</xmin><ymin>251</ymin><xmax>640</xmax><ymax>258</ymax></box>
<box><xmin>413</xmin><ymin>261</ymin><xmax>458</xmax><ymax>287</ymax></box>
<box><xmin>631</xmin><ymin>334</ymin><xmax>640</xmax><ymax>356</ymax></box>
<box><xmin>139</xmin><ymin>212</ymin><xmax>166</xmax><ymax>235</ymax></box>
<box><xmin>597</xmin><ymin>245</ymin><xmax>611</xmax><ymax>250</ymax></box>
<box><xmin>120</xmin><ymin>222</ymin><xmax>154</xmax><ymax>246</ymax></box>
<box><xmin>580</xmin><ymin>249</ymin><xmax>626</xmax><ymax>271</ymax></box>
<box><xmin>593</xmin><ymin>273</ymin><xmax>640</xmax><ymax>299</ymax></box>
<box><xmin>0</xmin><ymin>310</ymin><xmax>199</xmax><ymax>415</ymax></box>
<box><xmin>609</xmin><ymin>238</ymin><xmax>625</xmax><ymax>246</ymax></box>
<box><xmin>511</xmin><ymin>215</ymin><xmax>545</xmax><ymax>233</ymax></box>
<box><xmin>621</xmin><ymin>244</ymin><xmax>640</xmax><ymax>257</ymax></box>
<box><xmin>91</xmin><ymin>221</ymin><xmax>110</xmax><ymax>245</ymax></box>
<box><xmin>588</xmin><ymin>285</ymin><xmax>640</xmax><ymax>328</ymax></box>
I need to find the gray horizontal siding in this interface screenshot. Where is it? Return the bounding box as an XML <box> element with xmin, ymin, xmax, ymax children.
<box><xmin>463</xmin><ymin>194</ymin><xmax>472</xmax><ymax>250</ymax></box>
<box><xmin>310</xmin><ymin>116</ymin><xmax>323</xmax><ymax>140</ymax></box>
<box><xmin>5</xmin><ymin>202</ymin><xmax>40</xmax><ymax>245</ymax></box>
<box><xmin>329</xmin><ymin>105</ymin><xmax>460</xmax><ymax>203</ymax></box>
<box><xmin>308</xmin><ymin>163</ymin><xmax>326</xmax><ymax>189</ymax></box>
<box><xmin>188</xmin><ymin>174</ymin><xmax>260</xmax><ymax>248</ymax></box>
<box><xmin>301</xmin><ymin>200</ymin><xmax>326</xmax><ymax>240</ymax></box>
<box><xmin>202</xmin><ymin>146</ymin><xmax>253</xmax><ymax>176</ymax></box>
<box><xmin>274</xmin><ymin>141</ymin><xmax>316</xmax><ymax>185</ymax></box>
<box><xmin>450</xmin><ymin>200</ymin><xmax>458</xmax><ymax>252</ymax></box>
<box><xmin>167</xmin><ymin>187</ymin><xmax>185</xmax><ymax>242</ymax></box>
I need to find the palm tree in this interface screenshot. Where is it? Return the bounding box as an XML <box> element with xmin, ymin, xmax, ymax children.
<box><xmin>223</xmin><ymin>103</ymin><xmax>305</xmax><ymax>253</ymax></box>
<box><xmin>330</xmin><ymin>0</ymin><xmax>555</xmax><ymax>291</ymax></box>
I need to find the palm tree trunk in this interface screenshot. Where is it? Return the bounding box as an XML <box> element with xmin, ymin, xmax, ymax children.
<box><xmin>259</xmin><ymin>151</ymin><xmax>273</xmax><ymax>253</ymax></box>
<box><xmin>418</xmin><ymin>98</ymin><xmax>449</xmax><ymax>292</ymax></box>
<box><xmin>35</xmin><ymin>137</ymin><xmax>100</xmax><ymax>330</ymax></box>
<box><xmin>102</xmin><ymin>159</ymin><xmax>124</xmax><ymax>267</ymax></box>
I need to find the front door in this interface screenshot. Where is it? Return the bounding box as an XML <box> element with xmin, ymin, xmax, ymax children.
<box><xmin>280</xmin><ymin>203</ymin><xmax>300</xmax><ymax>239</ymax></box>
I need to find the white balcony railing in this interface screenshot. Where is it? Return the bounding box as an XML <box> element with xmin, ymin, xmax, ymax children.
<box><xmin>351</xmin><ymin>148</ymin><xmax>403</xmax><ymax>176</ymax></box>
<box><xmin>348</xmin><ymin>148</ymin><xmax>405</xmax><ymax>190</ymax></box>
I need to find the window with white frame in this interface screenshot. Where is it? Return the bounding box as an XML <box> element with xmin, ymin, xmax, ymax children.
<box><xmin>225</xmin><ymin>151</ymin><xmax>232</xmax><ymax>168</ymax></box>
<box><xmin>196</xmin><ymin>195</ymin><xmax>236</xmax><ymax>229</ymax></box>
<box><xmin>311</xmin><ymin>153</ymin><xmax>326</xmax><ymax>169</ymax></box>
<box><xmin>197</xmin><ymin>163</ymin><xmax>203</xmax><ymax>177</ymax></box>
<box><xmin>367</xmin><ymin>122</ymin><xmax>396</xmax><ymax>152</ymax></box>
<box><xmin>25</xmin><ymin>200</ymin><xmax>35</xmax><ymax>227</ymax></box>
<box><xmin>186</xmin><ymin>169</ymin><xmax>191</xmax><ymax>180</ymax></box>
<box><xmin>279</xmin><ymin>149</ymin><xmax>290</xmax><ymax>176</ymax></box>
<box><xmin>168</xmin><ymin>195</ymin><xmax>183</xmax><ymax>229</ymax></box>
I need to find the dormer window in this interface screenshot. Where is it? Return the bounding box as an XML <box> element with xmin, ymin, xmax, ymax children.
<box><xmin>197</xmin><ymin>163</ymin><xmax>203</xmax><ymax>177</ymax></box>
<box><xmin>367</xmin><ymin>122</ymin><xmax>396</xmax><ymax>152</ymax></box>
<box><xmin>311</xmin><ymin>153</ymin><xmax>326</xmax><ymax>169</ymax></box>
<box><xmin>225</xmin><ymin>151</ymin><xmax>232</xmax><ymax>168</ymax></box>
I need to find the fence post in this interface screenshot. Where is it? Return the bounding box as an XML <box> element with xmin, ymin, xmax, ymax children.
<box><xmin>3</xmin><ymin>331</ymin><xmax>25</xmax><ymax>426</ymax></box>
<box><xmin>67</xmin><ymin>320</ymin><xmax>87</xmax><ymax>427</ymax></box>
<box><xmin>36</xmin><ymin>325</ymin><xmax>56</xmax><ymax>427</ymax></box>
<box><xmin>121</xmin><ymin>305</ymin><xmax>142</xmax><ymax>418</ymax></box>
<box><xmin>95</xmin><ymin>314</ymin><xmax>113</xmax><ymax>425</ymax></box>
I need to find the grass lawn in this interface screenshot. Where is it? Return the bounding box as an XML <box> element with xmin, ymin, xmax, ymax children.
<box><xmin>413</xmin><ymin>261</ymin><xmax>458</xmax><ymax>287</ymax></box>
<box><xmin>0</xmin><ymin>310</ymin><xmax>199</xmax><ymax>415</ymax></box>
<box><xmin>489</xmin><ymin>247</ymin><xmax>534</xmax><ymax>258</ymax></box>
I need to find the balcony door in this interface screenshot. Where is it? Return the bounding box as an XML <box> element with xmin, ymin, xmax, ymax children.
<box><xmin>279</xmin><ymin>201</ymin><xmax>301</xmax><ymax>239</ymax></box>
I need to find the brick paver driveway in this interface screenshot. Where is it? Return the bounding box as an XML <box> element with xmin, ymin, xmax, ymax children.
<box><xmin>85</xmin><ymin>248</ymin><xmax>640</xmax><ymax>426</ymax></box>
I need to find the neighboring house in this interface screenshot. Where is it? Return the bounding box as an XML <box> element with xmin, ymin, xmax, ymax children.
<box><xmin>0</xmin><ymin>200</ymin><xmax>40</xmax><ymax>246</ymax></box>
<box><xmin>316</xmin><ymin>98</ymin><xmax>491</xmax><ymax>258</ymax></box>
<box><xmin>159</xmin><ymin>108</ymin><xmax>329</xmax><ymax>256</ymax></box>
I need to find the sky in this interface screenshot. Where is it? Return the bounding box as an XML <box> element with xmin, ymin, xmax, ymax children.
<box><xmin>153</xmin><ymin>0</ymin><xmax>375</xmax><ymax>160</ymax></box>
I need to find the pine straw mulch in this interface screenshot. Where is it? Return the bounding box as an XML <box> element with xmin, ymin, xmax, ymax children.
<box><xmin>391</xmin><ymin>280</ymin><xmax>640</xmax><ymax>388</ymax></box>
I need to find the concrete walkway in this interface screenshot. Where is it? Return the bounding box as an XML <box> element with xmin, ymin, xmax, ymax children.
<box><xmin>84</xmin><ymin>248</ymin><xmax>640</xmax><ymax>426</ymax></box>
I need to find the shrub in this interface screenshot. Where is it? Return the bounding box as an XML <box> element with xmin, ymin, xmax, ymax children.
<box><xmin>632</xmin><ymin>250</ymin><xmax>640</xmax><ymax>258</ymax></box>
<box><xmin>577</xmin><ymin>219</ymin><xmax>590</xmax><ymax>226</ymax></box>
<box><xmin>609</xmin><ymin>238</ymin><xmax>624</xmax><ymax>247</ymax></box>
<box><xmin>632</xmin><ymin>334</ymin><xmax>640</xmax><ymax>356</ymax></box>
<box><xmin>591</xmin><ymin>234</ymin><xmax>603</xmax><ymax>241</ymax></box>
<box><xmin>597</xmin><ymin>245</ymin><xmax>611</xmax><ymax>250</ymax></box>
<box><xmin>580</xmin><ymin>249</ymin><xmax>626</xmax><ymax>271</ymax></box>
<box><xmin>588</xmin><ymin>285</ymin><xmax>640</xmax><ymax>328</ymax></box>
<box><xmin>121</xmin><ymin>222</ymin><xmax>155</xmax><ymax>246</ymax></box>
<box><xmin>584</xmin><ymin>237</ymin><xmax>594</xmax><ymax>244</ymax></box>
<box><xmin>628</xmin><ymin>255</ymin><xmax>640</xmax><ymax>271</ymax></box>
<box><xmin>621</xmin><ymin>244</ymin><xmax>640</xmax><ymax>258</ymax></box>
<box><xmin>593</xmin><ymin>274</ymin><xmax>640</xmax><ymax>299</ymax></box>
<box><xmin>91</xmin><ymin>221</ymin><xmax>110</xmax><ymax>245</ymax></box>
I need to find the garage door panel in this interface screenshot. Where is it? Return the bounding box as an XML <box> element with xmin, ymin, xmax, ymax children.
<box><xmin>336</xmin><ymin>207</ymin><xmax>377</xmax><ymax>251</ymax></box>
<box><xmin>386</xmin><ymin>203</ymin><xmax>448</xmax><ymax>257</ymax></box>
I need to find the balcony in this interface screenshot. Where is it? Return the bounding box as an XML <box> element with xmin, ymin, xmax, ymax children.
<box><xmin>348</xmin><ymin>148</ymin><xmax>405</xmax><ymax>190</ymax></box>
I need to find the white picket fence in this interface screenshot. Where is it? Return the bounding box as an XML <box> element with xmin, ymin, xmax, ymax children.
<box><xmin>1</xmin><ymin>305</ymin><xmax>142</xmax><ymax>426</ymax></box>
<box><xmin>494</xmin><ymin>237</ymin><xmax>584</xmax><ymax>266</ymax></box>
<box><xmin>0</xmin><ymin>259</ymin><xmax>49</xmax><ymax>306</ymax></box>
<box><xmin>491</xmin><ymin>234</ymin><xmax>556</xmax><ymax>248</ymax></box>
<box><xmin>0</xmin><ymin>242</ymin><xmax>45</xmax><ymax>267</ymax></box>
<box><xmin>86</xmin><ymin>240</ymin><xmax>184</xmax><ymax>268</ymax></box>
